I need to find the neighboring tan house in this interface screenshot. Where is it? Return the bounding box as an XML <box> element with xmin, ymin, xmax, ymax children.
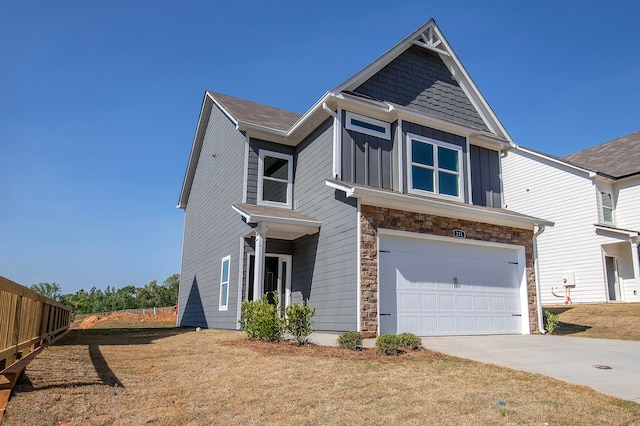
<box><xmin>176</xmin><ymin>19</ymin><xmax>552</xmax><ymax>337</ymax></box>
<box><xmin>502</xmin><ymin>131</ymin><xmax>640</xmax><ymax>305</ymax></box>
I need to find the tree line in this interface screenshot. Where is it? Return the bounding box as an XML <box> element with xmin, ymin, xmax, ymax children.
<box><xmin>30</xmin><ymin>274</ymin><xmax>180</xmax><ymax>315</ymax></box>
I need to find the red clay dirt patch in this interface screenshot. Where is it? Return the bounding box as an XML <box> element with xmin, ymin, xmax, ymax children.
<box><xmin>74</xmin><ymin>310</ymin><xmax>177</xmax><ymax>329</ymax></box>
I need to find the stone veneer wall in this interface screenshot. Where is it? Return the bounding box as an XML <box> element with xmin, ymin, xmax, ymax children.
<box><xmin>359</xmin><ymin>205</ymin><xmax>538</xmax><ymax>338</ymax></box>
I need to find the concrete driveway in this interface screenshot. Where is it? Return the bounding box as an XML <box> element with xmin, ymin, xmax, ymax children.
<box><xmin>422</xmin><ymin>335</ymin><xmax>640</xmax><ymax>403</ymax></box>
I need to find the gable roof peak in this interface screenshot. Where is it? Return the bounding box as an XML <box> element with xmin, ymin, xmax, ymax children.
<box><xmin>334</xmin><ymin>19</ymin><xmax>514</xmax><ymax>144</ymax></box>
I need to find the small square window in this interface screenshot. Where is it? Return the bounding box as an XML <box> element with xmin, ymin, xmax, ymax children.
<box><xmin>407</xmin><ymin>134</ymin><xmax>463</xmax><ymax>200</ymax></box>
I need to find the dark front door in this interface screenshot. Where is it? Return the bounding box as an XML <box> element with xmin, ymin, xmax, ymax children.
<box><xmin>248</xmin><ymin>255</ymin><xmax>279</xmax><ymax>303</ymax></box>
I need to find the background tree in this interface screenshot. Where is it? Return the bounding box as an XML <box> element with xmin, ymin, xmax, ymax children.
<box><xmin>30</xmin><ymin>282</ymin><xmax>62</xmax><ymax>302</ymax></box>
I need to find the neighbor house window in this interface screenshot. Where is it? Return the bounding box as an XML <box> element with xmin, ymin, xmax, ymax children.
<box><xmin>407</xmin><ymin>134</ymin><xmax>463</xmax><ymax>199</ymax></box>
<box><xmin>258</xmin><ymin>150</ymin><xmax>293</xmax><ymax>207</ymax></box>
<box><xmin>219</xmin><ymin>255</ymin><xmax>230</xmax><ymax>310</ymax></box>
<box><xmin>600</xmin><ymin>191</ymin><xmax>614</xmax><ymax>224</ymax></box>
<box><xmin>345</xmin><ymin>111</ymin><xmax>391</xmax><ymax>140</ymax></box>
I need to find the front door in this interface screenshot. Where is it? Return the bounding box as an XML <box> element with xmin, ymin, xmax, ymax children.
<box><xmin>605</xmin><ymin>256</ymin><xmax>621</xmax><ymax>301</ymax></box>
<box><xmin>247</xmin><ymin>254</ymin><xmax>290</xmax><ymax>310</ymax></box>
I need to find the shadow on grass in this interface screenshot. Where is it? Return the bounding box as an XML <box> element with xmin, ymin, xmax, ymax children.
<box><xmin>553</xmin><ymin>321</ymin><xmax>591</xmax><ymax>336</ymax></box>
<box><xmin>15</xmin><ymin>328</ymin><xmax>193</xmax><ymax>393</ymax></box>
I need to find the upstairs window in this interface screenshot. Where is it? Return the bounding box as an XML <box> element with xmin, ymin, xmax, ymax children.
<box><xmin>407</xmin><ymin>134</ymin><xmax>463</xmax><ymax>200</ymax></box>
<box><xmin>345</xmin><ymin>111</ymin><xmax>391</xmax><ymax>140</ymax></box>
<box><xmin>258</xmin><ymin>150</ymin><xmax>293</xmax><ymax>207</ymax></box>
<box><xmin>219</xmin><ymin>255</ymin><xmax>230</xmax><ymax>311</ymax></box>
<box><xmin>600</xmin><ymin>191</ymin><xmax>614</xmax><ymax>224</ymax></box>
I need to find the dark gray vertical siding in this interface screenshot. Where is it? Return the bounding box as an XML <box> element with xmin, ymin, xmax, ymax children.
<box><xmin>470</xmin><ymin>145</ymin><xmax>502</xmax><ymax>208</ymax></box>
<box><xmin>178</xmin><ymin>104</ymin><xmax>251</xmax><ymax>329</ymax></box>
<box><xmin>294</xmin><ymin>118</ymin><xmax>358</xmax><ymax>332</ymax></box>
<box><xmin>341</xmin><ymin>112</ymin><xmax>394</xmax><ymax>190</ymax></box>
<box><xmin>246</xmin><ymin>138</ymin><xmax>295</xmax><ymax>205</ymax></box>
<box><xmin>403</xmin><ymin>122</ymin><xmax>469</xmax><ymax>202</ymax></box>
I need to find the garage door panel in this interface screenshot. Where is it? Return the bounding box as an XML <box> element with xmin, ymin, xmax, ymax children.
<box><xmin>379</xmin><ymin>234</ymin><xmax>524</xmax><ymax>336</ymax></box>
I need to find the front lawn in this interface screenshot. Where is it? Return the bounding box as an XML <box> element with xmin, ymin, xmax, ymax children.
<box><xmin>546</xmin><ymin>302</ymin><xmax>640</xmax><ymax>340</ymax></box>
<box><xmin>3</xmin><ymin>328</ymin><xmax>639</xmax><ymax>425</ymax></box>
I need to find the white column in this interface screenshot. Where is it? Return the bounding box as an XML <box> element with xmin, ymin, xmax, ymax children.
<box><xmin>630</xmin><ymin>241</ymin><xmax>640</xmax><ymax>299</ymax></box>
<box><xmin>253</xmin><ymin>222</ymin><xmax>267</xmax><ymax>301</ymax></box>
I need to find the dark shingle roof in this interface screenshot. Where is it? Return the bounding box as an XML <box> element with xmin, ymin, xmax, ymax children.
<box><xmin>208</xmin><ymin>91</ymin><xmax>302</xmax><ymax>132</ymax></box>
<box><xmin>563</xmin><ymin>130</ymin><xmax>640</xmax><ymax>178</ymax></box>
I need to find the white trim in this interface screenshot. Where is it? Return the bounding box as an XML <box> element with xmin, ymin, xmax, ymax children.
<box><xmin>465</xmin><ymin>136</ymin><xmax>472</xmax><ymax>203</ymax></box>
<box><xmin>257</xmin><ymin>149</ymin><xmax>293</xmax><ymax>208</ymax></box>
<box><xmin>406</xmin><ymin>133</ymin><xmax>465</xmax><ymax>202</ymax></box>
<box><xmin>236</xmin><ymin>237</ymin><xmax>245</xmax><ymax>329</ymax></box>
<box><xmin>244</xmin><ymin>251</ymin><xmax>292</xmax><ymax>308</ymax></box>
<box><xmin>336</xmin><ymin>107</ymin><xmax>343</xmax><ymax>179</ymax></box>
<box><xmin>241</xmin><ymin>135</ymin><xmax>249</xmax><ymax>204</ymax></box>
<box><xmin>219</xmin><ymin>255</ymin><xmax>231</xmax><ymax>311</ymax></box>
<box><xmin>326</xmin><ymin>179</ymin><xmax>554</xmax><ymax>229</ymax></box>
<box><xmin>397</xmin><ymin>118</ymin><xmax>404</xmax><ymax>192</ymax></box>
<box><xmin>356</xmin><ymin>198</ymin><xmax>362</xmax><ymax>332</ymax></box>
<box><xmin>345</xmin><ymin>111</ymin><xmax>391</xmax><ymax>140</ymax></box>
<box><xmin>377</xmin><ymin>228</ymin><xmax>530</xmax><ymax>335</ymax></box>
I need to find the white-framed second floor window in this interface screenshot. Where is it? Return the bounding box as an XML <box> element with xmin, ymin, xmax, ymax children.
<box><xmin>599</xmin><ymin>191</ymin><xmax>614</xmax><ymax>224</ymax></box>
<box><xmin>345</xmin><ymin>111</ymin><xmax>391</xmax><ymax>140</ymax></box>
<box><xmin>258</xmin><ymin>150</ymin><xmax>293</xmax><ymax>207</ymax></box>
<box><xmin>219</xmin><ymin>255</ymin><xmax>230</xmax><ymax>310</ymax></box>
<box><xmin>406</xmin><ymin>134</ymin><xmax>463</xmax><ymax>200</ymax></box>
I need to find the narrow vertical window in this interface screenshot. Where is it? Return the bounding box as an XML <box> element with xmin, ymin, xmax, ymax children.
<box><xmin>600</xmin><ymin>192</ymin><xmax>614</xmax><ymax>224</ymax></box>
<box><xmin>219</xmin><ymin>256</ymin><xmax>230</xmax><ymax>310</ymax></box>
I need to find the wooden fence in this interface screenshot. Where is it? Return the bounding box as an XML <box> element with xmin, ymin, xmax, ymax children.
<box><xmin>0</xmin><ymin>275</ymin><xmax>71</xmax><ymax>377</ymax></box>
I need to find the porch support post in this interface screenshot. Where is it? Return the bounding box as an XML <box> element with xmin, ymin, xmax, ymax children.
<box><xmin>253</xmin><ymin>222</ymin><xmax>267</xmax><ymax>301</ymax></box>
<box><xmin>630</xmin><ymin>240</ymin><xmax>640</xmax><ymax>296</ymax></box>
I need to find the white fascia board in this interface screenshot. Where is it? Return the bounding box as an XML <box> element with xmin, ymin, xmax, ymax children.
<box><xmin>516</xmin><ymin>146</ymin><xmax>597</xmax><ymax>178</ymax></box>
<box><xmin>326</xmin><ymin>180</ymin><xmax>554</xmax><ymax>230</ymax></box>
<box><xmin>432</xmin><ymin>25</ymin><xmax>515</xmax><ymax>145</ymax></box>
<box><xmin>177</xmin><ymin>93</ymin><xmax>214</xmax><ymax>209</ymax></box>
<box><xmin>208</xmin><ymin>91</ymin><xmax>238</xmax><ymax>127</ymax></box>
<box><xmin>594</xmin><ymin>224</ymin><xmax>639</xmax><ymax>238</ymax></box>
<box><xmin>334</xmin><ymin>19</ymin><xmax>437</xmax><ymax>93</ymax></box>
<box><xmin>231</xmin><ymin>205</ymin><xmax>321</xmax><ymax>228</ymax></box>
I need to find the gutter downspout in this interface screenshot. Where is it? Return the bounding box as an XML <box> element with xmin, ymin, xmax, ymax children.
<box><xmin>322</xmin><ymin>103</ymin><xmax>340</xmax><ymax>178</ymax></box>
<box><xmin>533</xmin><ymin>224</ymin><xmax>547</xmax><ymax>334</ymax></box>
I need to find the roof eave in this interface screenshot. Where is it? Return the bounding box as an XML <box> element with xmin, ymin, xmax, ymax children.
<box><xmin>326</xmin><ymin>179</ymin><xmax>554</xmax><ymax>230</ymax></box>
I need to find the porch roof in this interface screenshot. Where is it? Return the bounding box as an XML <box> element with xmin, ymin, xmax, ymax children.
<box><xmin>232</xmin><ymin>203</ymin><xmax>321</xmax><ymax>240</ymax></box>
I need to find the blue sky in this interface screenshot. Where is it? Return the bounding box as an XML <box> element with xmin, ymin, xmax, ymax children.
<box><xmin>1</xmin><ymin>1</ymin><xmax>638</xmax><ymax>294</ymax></box>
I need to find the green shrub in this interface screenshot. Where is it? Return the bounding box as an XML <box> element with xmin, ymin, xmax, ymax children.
<box><xmin>337</xmin><ymin>331</ymin><xmax>363</xmax><ymax>350</ymax></box>
<box><xmin>376</xmin><ymin>334</ymin><xmax>401</xmax><ymax>355</ymax></box>
<box><xmin>240</xmin><ymin>292</ymin><xmax>284</xmax><ymax>342</ymax></box>
<box><xmin>397</xmin><ymin>332</ymin><xmax>422</xmax><ymax>351</ymax></box>
<box><xmin>285</xmin><ymin>300</ymin><xmax>316</xmax><ymax>345</ymax></box>
<box><xmin>543</xmin><ymin>310</ymin><xmax>559</xmax><ymax>334</ymax></box>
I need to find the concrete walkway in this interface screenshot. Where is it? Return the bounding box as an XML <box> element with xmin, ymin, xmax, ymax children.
<box><xmin>422</xmin><ymin>335</ymin><xmax>640</xmax><ymax>403</ymax></box>
<box><xmin>309</xmin><ymin>332</ymin><xmax>640</xmax><ymax>403</ymax></box>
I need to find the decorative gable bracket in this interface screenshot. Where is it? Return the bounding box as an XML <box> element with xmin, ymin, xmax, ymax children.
<box><xmin>412</xmin><ymin>26</ymin><xmax>450</xmax><ymax>57</ymax></box>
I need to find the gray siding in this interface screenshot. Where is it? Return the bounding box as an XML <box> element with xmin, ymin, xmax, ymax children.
<box><xmin>246</xmin><ymin>138</ymin><xmax>295</xmax><ymax>205</ymax></box>
<box><xmin>470</xmin><ymin>145</ymin><xmax>502</xmax><ymax>208</ymax></box>
<box><xmin>178</xmin><ymin>104</ymin><xmax>251</xmax><ymax>329</ymax></box>
<box><xmin>294</xmin><ymin>118</ymin><xmax>359</xmax><ymax>332</ymax></box>
<box><xmin>355</xmin><ymin>45</ymin><xmax>488</xmax><ymax>131</ymax></box>
<box><xmin>402</xmin><ymin>121</ymin><xmax>470</xmax><ymax>203</ymax></box>
<box><xmin>341</xmin><ymin>112</ymin><xmax>394</xmax><ymax>190</ymax></box>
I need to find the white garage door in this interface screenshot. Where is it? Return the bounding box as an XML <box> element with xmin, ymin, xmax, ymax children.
<box><xmin>379</xmin><ymin>233</ymin><xmax>525</xmax><ymax>336</ymax></box>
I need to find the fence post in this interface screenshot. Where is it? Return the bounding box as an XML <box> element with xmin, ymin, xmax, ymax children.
<box><xmin>8</xmin><ymin>295</ymin><xmax>23</xmax><ymax>367</ymax></box>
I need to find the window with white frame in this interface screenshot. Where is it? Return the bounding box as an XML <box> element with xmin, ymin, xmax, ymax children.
<box><xmin>219</xmin><ymin>255</ymin><xmax>230</xmax><ymax>310</ymax></box>
<box><xmin>345</xmin><ymin>111</ymin><xmax>391</xmax><ymax>140</ymax></box>
<box><xmin>258</xmin><ymin>150</ymin><xmax>293</xmax><ymax>207</ymax></box>
<box><xmin>407</xmin><ymin>134</ymin><xmax>463</xmax><ymax>199</ymax></box>
<box><xmin>599</xmin><ymin>191</ymin><xmax>614</xmax><ymax>224</ymax></box>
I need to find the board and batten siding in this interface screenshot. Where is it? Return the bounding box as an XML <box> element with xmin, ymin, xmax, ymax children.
<box><xmin>178</xmin><ymin>104</ymin><xmax>250</xmax><ymax>329</ymax></box>
<box><xmin>502</xmin><ymin>149</ymin><xmax>614</xmax><ymax>304</ymax></box>
<box><xmin>293</xmin><ymin>118</ymin><xmax>359</xmax><ymax>332</ymax></box>
<box><xmin>470</xmin><ymin>145</ymin><xmax>502</xmax><ymax>208</ymax></box>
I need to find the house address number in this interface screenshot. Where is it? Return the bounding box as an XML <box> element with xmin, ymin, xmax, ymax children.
<box><xmin>453</xmin><ymin>229</ymin><xmax>466</xmax><ymax>238</ymax></box>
